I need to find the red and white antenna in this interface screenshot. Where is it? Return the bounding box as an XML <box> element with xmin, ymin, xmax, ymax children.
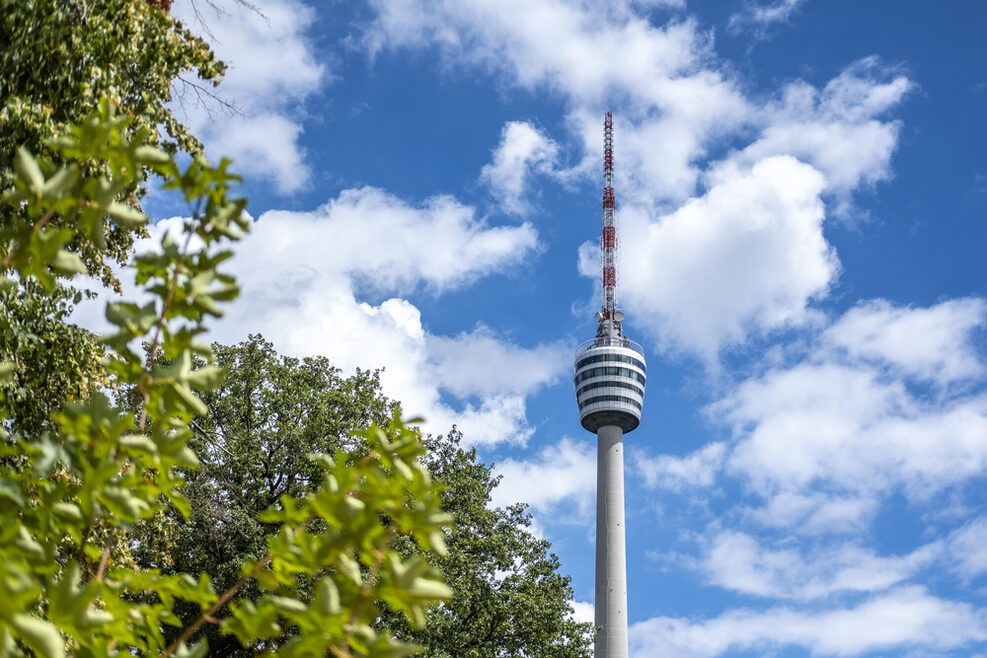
<box><xmin>601</xmin><ymin>111</ymin><xmax>617</xmax><ymax>319</ymax></box>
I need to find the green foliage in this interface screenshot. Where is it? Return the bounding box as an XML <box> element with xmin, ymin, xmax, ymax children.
<box><xmin>1</xmin><ymin>0</ymin><xmax>224</xmax><ymax>284</ymax></box>
<box><xmin>0</xmin><ymin>99</ymin><xmax>243</xmax><ymax>656</ymax></box>
<box><xmin>0</xmin><ymin>0</ymin><xmax>223</xmax><ymax>178</ymax></box>
<box><xmin>0</xmin><ymin>0</ymin><xmax>224</xmax><ymax>438</ymax></box>
<box><xmin>0</xmin><ymin>280</ymin><xmax>105</xmax><ymax>434</ymax></box>
<box><xmin>223</xmin><ymin>418</ymin><xmax>451</xmax><ymax>657</ymax></box>
<box><xmin>147</xmin><ymin>336</ymin><xmax>593</xmax><ymax>657</ymax></box>
<box><xmin>134</xmin><ymin>335</ymin><xmax>397</xmax><ymax>654</ymax></box>
<box><xmin>0</xmin><ymin>104</ymin><xmax>450</xmax><ymax>657</ymax></box>
<box><xmin>387</xmin><ymin>431</ymin><xmax>594</xmax><ymax>658</ymax></box>
<box><xmin>194</xmin><ymin>335</ymin><xmax>396</xmax><ymax>514</ymax></box>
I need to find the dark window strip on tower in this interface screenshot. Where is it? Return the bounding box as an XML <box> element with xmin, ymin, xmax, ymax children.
<box><xmin>574</xmin><ymin>366</ymin><xmax>647</xmax><ymax>385</ymax></box>
<box><xmin>575</xmin><ymin>352</ymin><xmax>646</xmax><ymax>373</ymax></box>
<box><xmin>576</xmin><ymin>379</ymin><xmax>645</xmax><ymax>398</ymax></box>
<box><xmin>578</xmin><ymin>394</ymin><xmax>643</xmax><ymax>411</ymax></box>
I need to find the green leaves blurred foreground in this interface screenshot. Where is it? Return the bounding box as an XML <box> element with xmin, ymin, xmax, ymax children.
<box><xmin>0</xmin><ymin>102</ymin><xmax>451</xmax><ymax>657</ymax></box>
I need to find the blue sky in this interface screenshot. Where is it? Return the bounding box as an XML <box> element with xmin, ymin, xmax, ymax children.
<box><xmin>115</xmin><ymin>0</ymin><xmax>987</xmax><ymax>654</ymax></box>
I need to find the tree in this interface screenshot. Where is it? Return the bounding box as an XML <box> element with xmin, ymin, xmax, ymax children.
<box><xmin>146</xmin><ymin>335</ymin><xmax>593</xmax><ymax>657</ymax></box>
<box><xmin>388</xmin><ymin>430</ymin><xmax>594</xmax><ymax>658</ymax></box>
<box><xmin>3</xmin><ymin>3</ymin><xmax>452</xmax><ymax>655</ymax></box>
<box><xmin>0</xmin><ymin>102</ymin><xmax>450</xmax><ymax>657</ymax></box>
<box><xmin>140</xmin><ymin>334</ymin><xmax>399</xmax><ymax>655</ymax></box>
<box><xmin>0</xmin><ymin>0</ymin><xmax>224</xmax><ymax>436</ymax></box>
<box><xmin>1</xmin><ymin>0</ymin><xmax>223</xmax><ymax>186</ymax></box>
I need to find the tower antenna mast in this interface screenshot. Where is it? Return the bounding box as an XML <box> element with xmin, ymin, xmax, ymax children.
<box><xmin>602</xmin><ymin>111</ymin><xmax>617</xmax><ymax>319</ymax></box>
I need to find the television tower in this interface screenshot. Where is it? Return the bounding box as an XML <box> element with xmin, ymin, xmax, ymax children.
<box><xmin>574</xmin><ymin>112</ymin><xmax>646</xmax><ymax>658</ymax></box>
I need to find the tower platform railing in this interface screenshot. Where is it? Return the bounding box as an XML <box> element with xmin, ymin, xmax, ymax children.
<box><xmin>576</xmin><ymin>337</ymin><xmax>645</xmax><ymax>358</ymax></box>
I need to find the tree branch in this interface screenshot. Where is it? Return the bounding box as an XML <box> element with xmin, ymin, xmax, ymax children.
<box><xmin>159</xmin><ymin>552</ymin><xmax>273</xmax><ymax>658</ymax></box>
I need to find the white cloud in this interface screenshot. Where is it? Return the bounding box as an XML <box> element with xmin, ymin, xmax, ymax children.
<box><xmin>677</xmin><ymin>298</ymin><xmax>987</xmax><ymax>532</ymax></box>
<box><xmin>361</xmin><ymin>4</ymin><xmax>909</xmax><ymax>212</ymax></box>
<box><xmin>622</xmin><ymin>299</ymin><xmax>987</xmax><ymax>629</ymax></box>
<box><xmin>635</xmin><ymin>442</ymin><xmax>726</xmax><ymax>491</ymax></box>
<box><xmin>425</xmin><ymin>327</ymin><xmax>568</xmax><ymax>398</ymax></box>
<box><xmin>490</xmin><ymin>438</ymin><xmax>597</xmax><ymax>517</ymax></box>
<box><xmin>946</xmin><ymin>517</ymin><xmax>987</xmax><ymax>580</ymax></box>
<box><xmin>570</xmin><ymin>599</ymin><xmax>595</xmax><ymax>625</ymax></box>
<box><xmin>480</xmin><ymin>121</ymin><xmax>559</xmax><ymax>215</ymax></box>
<box><xmin>631</xmin><ymin>587</ymin><xmax>987</xmax><ymax>657</ymax></box>
<box><xmin>740</xmin><ymin>491</ymin><xmax>879</xmax><ymax>535</ymax></box>
<box><xmin>627</xmin><ymin>300</ymin><xmax>987</xmax><ymax>652</ymax></box>
<box><xmin>203</xmin><ymin>114</ymin><xmax>308</xmax><ymax>195</ymax></box>
<box><xmin>717</xmin><ymin>58</ymin><xmax>912</xmax><ymax>205</ymax></box>
<box><xmin>823</xmin><ymin>297</ymin><xmax>987</xmax><ymax>385</ymax></box>
<box><xmin>580</xmin><ymin>156</ymin><xmax>836</xmax><ymax>357</ymax></box>
<box><xmin>728</xmin><ymin>0</ymin><xmax>805</xmax><ymax>34</ymax></box>
<box><xmin>172</xmin><ymin>0</ymin><xmax>325</xmax><ymax>193</ymax></box>
<box><xmin>247</xmin><ymin>187</ymin><xmax>539</xmax><ymax>294</ymax></box>
<box><xmin>218</xmin><ymin>187</ymin><xmax>557</xmax><ymax>446</ymax></box>
<box><xmin>362</xmin><ymin>0</ymin><xmax>750</xmax><ymax>205</ymax></box>
<box><xmin>702</xmin><ymin>531</ymin><xmax>941</xmax><ymax>600</ymax></box>
<box><xmin>722</xmin><ymin>361</ymin><xmax>987</xmax><ymax>504</ymax></box>
<box><xmin>362</xmin><ymin>4</ymin><xmax>913</xmax><ymax>354</ymax></box>
<box><xmin>77</xmin><ymin>187</ymin><xmax>560</xmax><ymax>448</ymax></box>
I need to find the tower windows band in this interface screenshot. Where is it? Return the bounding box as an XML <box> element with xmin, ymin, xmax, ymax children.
<box><xmin>578</xmin><ymin>394</ymin><xmax>643</xmax><ymax>411</ymax></box>
<box><xmin>575</xmin><ymin>379</ymin><xmax>645</xmax><ymax>398</ymax></box>
<box><xmin>574</xmin><ymin>366</ymin><xmax>646</xmax><ymax>386</ymax></box>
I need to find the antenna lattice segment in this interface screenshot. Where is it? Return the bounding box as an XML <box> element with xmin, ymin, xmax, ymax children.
<box><xmin>602</xmin><ymin>111</ymin><xmax>617</xmax><ymax>319</ymax></box>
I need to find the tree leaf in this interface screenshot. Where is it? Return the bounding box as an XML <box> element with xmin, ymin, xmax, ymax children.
<box><xmin>10</xmin><ymin>614</ymin><xmax>65</xmax><ymax>658</ymax></box>
<box><xmin>50</xmin><ymin>250</ymin><xmax>87</xmax><ymax>275</ymax></box>
<box><xmin>14</xmin><ymin>147</ymin><xmax>44</xmax><ymax>193</ymax></box>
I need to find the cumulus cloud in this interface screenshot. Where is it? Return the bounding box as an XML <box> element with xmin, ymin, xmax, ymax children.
<box><xmin>172</xmin><ymin>0</ymin><xmax>325</xmax><ymax>193</ymax></box>
<box><xmin>716</xmin><ymin>57</ymin><xmax>912</xmax><ymax>206</ymax></box>
<box><xmin>718</xmin><ymin>360</ymin><xmax>987</xmax><ymax>534</ymax></box>
<box><xmin>631</xmin><ymin>587</ymin><xmax>987</xmax><ymax>657</ymax></box>
<box><xmin>215</xmin><ymin>187</ymin><xmax>561</xmax><ymax>446</ymax></box>
<box><xmin>631</xmin><ymin>299</ymin><xmax>987</xmax><ymax>647</ymax></box>
<box><xmin>362</xmin><ymin>3</ymin><xmax>913</xmax><ymax>355</ymax></box>
<box><xmin>635</xmin><ymin>442</ymin><xmax>726</xmax><ymax>491</ymax></box>
<box><xmin>702</xmin><ymin>531</ymin><xmax>941</xmax><ymax>600</ymax></box>
<box><xmin>672</xmin><ymin>299</ymin><xmax>985</xmax><ymax>530</ymax></box>
<box><xmin>245</xmin><ymin>187</ymin><xmax>539</xmax><ymax>294</ymax></box>
<box><xmin>612</xmin><ymin>300</ymin><xmax>978</xmax><ymax>585</ymax></box>
<box><xmin>822</xmin><ymin>297</ymin><xmax>987</xmax><ymax>384</ymax></box>
<box><xmin>945</xmin><ymin>517</ymin><xmax>987</xmax><ymax>580</ymax></box>
<box><xmin>739</xmin><ymin>491</ymin><xmax>879</xmax><ymax>536</ymax></box>
<box><xmin>491</xmin><ymin>438</ymin><xmax>597</xmax><ymax>517</ymax></box>
<box><xmin>361</xmin><ymin>3</ymin><xmax>910</xmax><ymax>212</ymax></box>
<box><xmin>570</xmin><ymin>599</ymin><xmax>595</xmax><ymax>625</ymax></box>
<box><xmin>361</xmin><ymin>0</ymin><xmax>750</xmax><ymax>205</ymax></box>
<box><xmin>581</xmin><ymin>156</ymin><xmax>836</xmax><ymax>357</ymax></box>
<box><xmin>722</xmin><ymin>365</ymin><xmax>987</xmax><ymax>511</ymax></box>
<box><xmin>480</xmin><ymin>121</ymin><xmax>560</xmax><ymax>215</ymax></box>
<box><xmin>425</xmin><ymin>327</ymin><xmax>568</xmax><ymax>398</ymax></box>
<box><xmin>76</xmin><ymin>187</ymin><xmax>562</xmax><ymax>448</ymax></box>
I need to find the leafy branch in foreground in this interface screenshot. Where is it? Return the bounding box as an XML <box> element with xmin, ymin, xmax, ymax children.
<box><xmin>0</xmin><ymin>103</ymin><xmax>450</xmax><ymax>657</ymax></box>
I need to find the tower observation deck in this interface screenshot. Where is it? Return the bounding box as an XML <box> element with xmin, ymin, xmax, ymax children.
<box><xmin>575</xmin><ymin>318</ymin><xmax>646</xmax><ymax>433</ymax></box>
<box><xmin>574</xmin><ymin>112</ymin><xmax>644</xmax><ymax>658</ymax></box>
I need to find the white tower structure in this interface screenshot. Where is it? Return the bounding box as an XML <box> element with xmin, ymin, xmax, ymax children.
<box><xmin>574</xmin><ymin>112</ymin><xmax>645</xmax><ymax>658</ymax></box>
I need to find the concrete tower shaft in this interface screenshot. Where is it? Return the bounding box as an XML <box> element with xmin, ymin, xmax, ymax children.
<box><xmin>595</xmin><ymin>425</ymin><xmax>628</xmax><ymax>658</ymax></box>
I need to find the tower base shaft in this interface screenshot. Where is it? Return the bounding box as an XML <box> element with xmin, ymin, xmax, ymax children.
<box><xmin>595</xmin><ymin>424</ymin><xmax>628</xmax><ymax>658</ymax></box>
